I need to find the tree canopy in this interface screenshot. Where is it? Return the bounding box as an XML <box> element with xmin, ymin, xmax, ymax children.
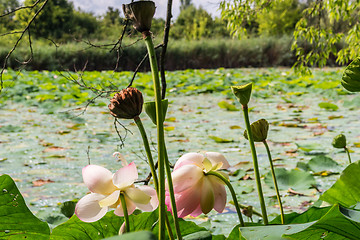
<box><xmin>220</xmin><ymin>0</ymin><xmax>360</xmax><ymax>74</ymax></box>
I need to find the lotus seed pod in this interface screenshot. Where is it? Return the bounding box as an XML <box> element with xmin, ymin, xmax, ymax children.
<box><xmin>108</xmin><ymin>87</ymin><xmax>143</xmax><ymax>119</ymax></box>
<box><xmin>244</xmin><ymin>119</ymin><xmax>269</xmax><ymax>142</ymax></box>
<box><xmin>231</xmin><ymin>83</ymin><xmax>253</xmax><ymax>106</ymax></box>
<box><xmin>332</xmin><ymin>134</ymin><xmax>347</xmax><ymax>149</ymax></box>
<box><xmin>123</xmin><ymin>1</ymin><xmax>156</xmax><ymax>33</ymax></box>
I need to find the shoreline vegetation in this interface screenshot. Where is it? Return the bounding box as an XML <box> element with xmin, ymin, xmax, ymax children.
<box><xmin>0</xmin><ymin>36</ymin><xmax>344</xmax><ymax>72</ymax></box>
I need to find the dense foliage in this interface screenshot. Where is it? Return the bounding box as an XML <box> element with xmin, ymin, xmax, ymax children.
<box><xmin>220</xmin><ymin>0</ymin><xmax>360</xmax><ymax>73</ymax></box>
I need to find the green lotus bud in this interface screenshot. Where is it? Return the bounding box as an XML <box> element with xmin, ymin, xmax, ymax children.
<box><xmin>231</xmin><ymin>83</ymin><xmax>253</xmax><ymax>106</ymax></box>
<box><xmin>144</xmin><ymin>99</ymin><xmax>168</xmax><ymax>125</ymax></box>
<box><xmin>123</xmin><ymin>1</ymin><xmax>156</xmax><ymax>33</ymax></box>
<box><xmin>108</xmin><ymin>87</ymin><xmax>143</xmax><ymax>119</ymax></box>
<box><xmin>341</xmin><ymin>57</ymin><xmax>360</xmax><ymax>92</ymax></box>
<box><xmin>60</xmin><ymin>200</ymin><xmax>77</xmax><ymax>218</ymax></box>
<box><xmin>332</xmin><ymin>134</ymin><xmax>347</xmax><ymax>149</ymax></box>
<box><xmin>241</xmin><ymin>205</ymin><xmax>253</xmax><ymax>219</ymax></box>
<box><xmin>244</xmin><ymin>119</ymin><xmax>269</xmax><ymax>142</ymax></box>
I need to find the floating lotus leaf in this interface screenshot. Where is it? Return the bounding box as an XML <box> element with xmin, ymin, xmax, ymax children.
<box><xmin>341</xmin><ymin>57</ymin><xmax>360</xmax><ymax>92</ymax></box>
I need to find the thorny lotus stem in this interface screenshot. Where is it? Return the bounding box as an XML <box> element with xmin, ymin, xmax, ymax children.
<box><xmin>206</xmin><ymin>171</ymin><xmax>245</xmax><ymax>227</ymax></box>
<box><xmin>263</xmin><ymin>140</ymin><xmax>285</xmax><ymax>224</ymax></box>
<box><xmin>345</xmin><ymin>147</ymin><xmax>352</xmax><ymax>164</ymax></box>
<box><xmin>134</xmin><ymin>117</ymin><xmax>175</xmax><ymax>240</ymax></box>
<box><xmin>242</xmin><ymin>105</ymin><xmax>269</xmax><ymax>225</ymax></box>
<box><xmin>164</xmin><ymin>146</ymin><xmax>183</xmax><ymax>240</ymax></box>
<box><xmin>134</xmin><ymin>116</ymin><xmax>159</xmax><ymax>190</ymax></box>
<box><xmin>144</xmin><ymin>32</ymin><xmax>166</xmax><ymax>240</ymax></box>
<box><xmin>120</xmin><ymin>193</ymin><xmax>130</xmax><ymax>233</ymax></box>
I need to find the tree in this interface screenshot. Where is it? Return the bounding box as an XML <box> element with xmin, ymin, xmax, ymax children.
<box><xmin>72</xmin><ymin>10</ymin><xmax>98</xmax><ymax>39</ymax></box>
<box><xmin>171</xmin><ymin>5</ymin><xmax>214</xmax><ymax>39</ymax></box>
<box><xmin>15</xmin><ymin>0</ymin><xmax>75</xmax><ymax>40</ymax></box>
<box><xmin>256</xmin><ymin>0</ymin><xmax>304</xmax><ymax>36</ymax></box>
<box><xmin>180</xmin><ymin>0</ymin><xmax>192</xmax><ymax>11</ymax></box>
<box><xmin>220</xmin><ymin>0</ymin><xmax>360</xmax><ymax>74</ymax></box>
<box><xmin>0</xmin><ymin>0</ymin><xmax>20</xmax><ymax>30</ymax></box>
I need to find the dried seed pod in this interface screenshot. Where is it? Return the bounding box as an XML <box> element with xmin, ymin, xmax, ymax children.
<box><xmin>108</xmin><ymin>87</ymin><xmax>143</xmax><ymax>119</ymax></box>
<box><xmin>123</xmin><ymin>1</ymin><xmax>156</xmax><ymax>33</ymax></box>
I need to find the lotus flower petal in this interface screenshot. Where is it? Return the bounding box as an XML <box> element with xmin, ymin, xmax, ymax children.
<box><xmin>175</xmin><ymin>181</ymin><xmax>202</xmax><ymax>218</ymax></box>
<box><xmin>134</xmin><ymin>185</ymin><xmax>159</xmax><ymax>211</ymax></box>
<box><xmin>205</xmin><ymin>152</ymin><xmax>230</xmax><ymax>169</ymax></box>
<box><xmin>208</xmin><ymin>175</ymin><xmax>227</xmax><ymax>213</ymax></box>
<box><xmin>114</xmin><ymin>196</ymin><xmax>137</xmax><ymax>217</ymax></box>
<box><xmin>82</xmin><ymin>165</ymin><xmax>117</xmax><ymax>195</ymax></box>
<box><xmin>124</xmin><ymin>186</ymin><xmax>151</xmax><ymax>205</ymax></box>
<box><xmin>99</xmin><ymin>190</ymin><xmax>120</xmax><ymax>208</ymax></box>
<box><xmin>75</xmin><ymin>193</ymin><xmax>108</xmax><ymax>222</ymax></box>
<box><xmin>200</xmin><ymin>177</ymin><xmax>215</xmax><ymax>214</ymax></box>
<box><xmin>174</xmin><ymin>152</ymin><xmax>204</xmax><ymax>170</ymax></box>
<box><xmin>113</xmin><ymin>162</ymin><xmax>138</xmax><ymax>189</ymax></box>
<box><xmin>172</xmin><ymin>164</ymin><xmax>203</xmax><ymax>193</ymax></box>
<box><xmin>190</xmin><ymin>204</ymin><xmax>203</xmax><ymax>217</ymax></box>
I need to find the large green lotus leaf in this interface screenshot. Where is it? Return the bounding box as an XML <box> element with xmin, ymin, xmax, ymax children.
<box><xmin>102</xmin><ymin>231</ymin><xmax>156</xmax><ymax>240</ymax></box>
<box><xmin>131</xmin><ymin>210</ymin><xmax>217</xmax><ymax>239</ymax></box>
<box><xmin>341</xmin><ymin>57</ymin><xmax>360</xmax><ymax>92</ymax></box>
<box><xmin>270</xmin><ymin>206</ymin><xmax>331</xmax><ymax>224</ymax></box>
<box><xmin>285</xmin><ymin>204</ymin><xmax>360</xmax><ymax>239</ymax></box>
<box><xmin>320</xmin><ymin>161</ymin><xmax>360</xmax><ymax>207</ymax></box>
<box><xmin>226</xmin><ymin>222</ymin><xmax>313</xmax><ymax>240</ymax></box>
<box><xmin>339</xmin><ymin>205</ymin><xmax>360</xmax><ymax>223</ymax></box>
<box><xmin>264</xmin><ymin>168</ymin><xmax>316</xmax><ymax>191</ymax></box>
<box><xmin>0</xmin><ymin>174</ymin><xmax>50</xmax><ymax>239</ymax></box>
<box><xmin>307</xmin><ymin>155</ymin><xmax>342</xmax><ymax>173</ymax></box>
<box><xmin>50</xmin><ymin>211</ymin><xmax>123</xmax><ymax>239</ymax></box>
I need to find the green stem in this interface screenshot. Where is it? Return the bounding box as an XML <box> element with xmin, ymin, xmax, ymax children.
<box><xmin>134</xmin><ymin>116</ymin><xmax>159</xmax><ymax>191</ymax></box>
<box><xmin>120</xmin><ymin>193</ymin><xmax>130</xmax><ymax>233</ymax></box>
<box><xmin>144</xmin><ymin>32</ymin><xmax>166</xmax><ymax>240</ymax></box>
<box><xmin>206</xmin><ymin>171</ymin><xmax>245</xmax><ymax>227</ymax></box>
<box><xmin>164</xmin><ymin>146</ymin><xmax>183</xmax><ymax>240</ymax></box>
<box><xmin>134</xmin><ymin>117</ymin><xmax>175</xmax><ymax>240</ymax></box>
<box><xmin>345</xmin><ymin>147</ymin><xmax>352</xmax><ymax>164</ymax></box>
<box><xmin>242</xmin><ymin>105</ymin><xmax>268</xmax><ymax>225</ymax></box>
<box><xmin>263</xmin><ymin>140</ymin><xmax>285</xmax><ymax>224</ymax></box>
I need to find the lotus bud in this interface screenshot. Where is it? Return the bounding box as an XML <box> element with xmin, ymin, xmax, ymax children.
<box><xmin>108</xmin><ymin>87</ymin><xmax>143</xmax><ymax>119</ymax></box>
<box><xmin>144</xmin><ymin>99</ymin><xmax>168</xmax><ymax>125</ymax></box>
<box><xmin>244</xmin><ymin>119</ymin><xmax>269</xmax><ymax>142</ymax></box>
<box><xmin>231</xmin><ymin>83</ymin><xmax>253</xmax><ymax>106</ymax></box>
<box><xmin>118</xmin><ymin>222</ymin><xmax>127</xmax><ymax>235</ymax></box>
<box><xmin>332</xmin><ymin>134</ymin><xmax>347</xmax><ymax>149</ymax></box>
<box><xmin>123</xmin><ymin>1</ymin><xmax>156</xmax><ymax>33</ymax></box>
<box><xmin>242</xmin><ymin>205</ymin><xmax>253</xmax><ymax>219</ymax></box>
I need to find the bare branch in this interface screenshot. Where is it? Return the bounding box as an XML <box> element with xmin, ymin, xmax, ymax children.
<box><xmin>114</xmin><ymin>118</ymin><xmax>133</xmax><ymax>149</ymax></box>
<box><xmin>0</xmin><ymin>0</ymin><xmax>42</xmax><ymax>18</ymax></box>
<box><xmin>160</xmin><ymin>0</ymin><xmax>173</xmax><ymax>99</ymax></box>
<box><xmin>0</xmin><ymin>0</ymin><xmax>49</xmax><ymax>92</ymax></box>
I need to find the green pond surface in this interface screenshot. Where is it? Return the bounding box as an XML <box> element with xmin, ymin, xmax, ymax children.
<box><xmin>0</xmin><ymin>68</ymin><xmax>359</xmax><ymax>235</ymax></box>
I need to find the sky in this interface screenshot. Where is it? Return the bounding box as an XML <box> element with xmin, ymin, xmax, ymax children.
<box><xmin>70</xmin><ymin>0</ymin><xmax>222</xmax><ymax>19</ymax></box>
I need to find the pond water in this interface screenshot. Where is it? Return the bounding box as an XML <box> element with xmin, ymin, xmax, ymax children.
<box><xmin>0</xmin><ymin>68</ymin><xmax>359</xmax><ymax>235</ymax></box>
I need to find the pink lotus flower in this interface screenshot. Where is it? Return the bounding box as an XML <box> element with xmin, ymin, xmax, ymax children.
<box><xmin>166</xmin><ymin>152</ymin><xmax>230</xmax><ymax>218</ymax></box>
<box><xmin>75</xmin><ymin>162</ymin><xmax>158</xmax><ymax>222</ymax></box>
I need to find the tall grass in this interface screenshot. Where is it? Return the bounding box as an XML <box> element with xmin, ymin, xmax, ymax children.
<box><xmin>0</xmin><ymin>36</ymin><xmax>341</xmax><ymax>71</ymax></box>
